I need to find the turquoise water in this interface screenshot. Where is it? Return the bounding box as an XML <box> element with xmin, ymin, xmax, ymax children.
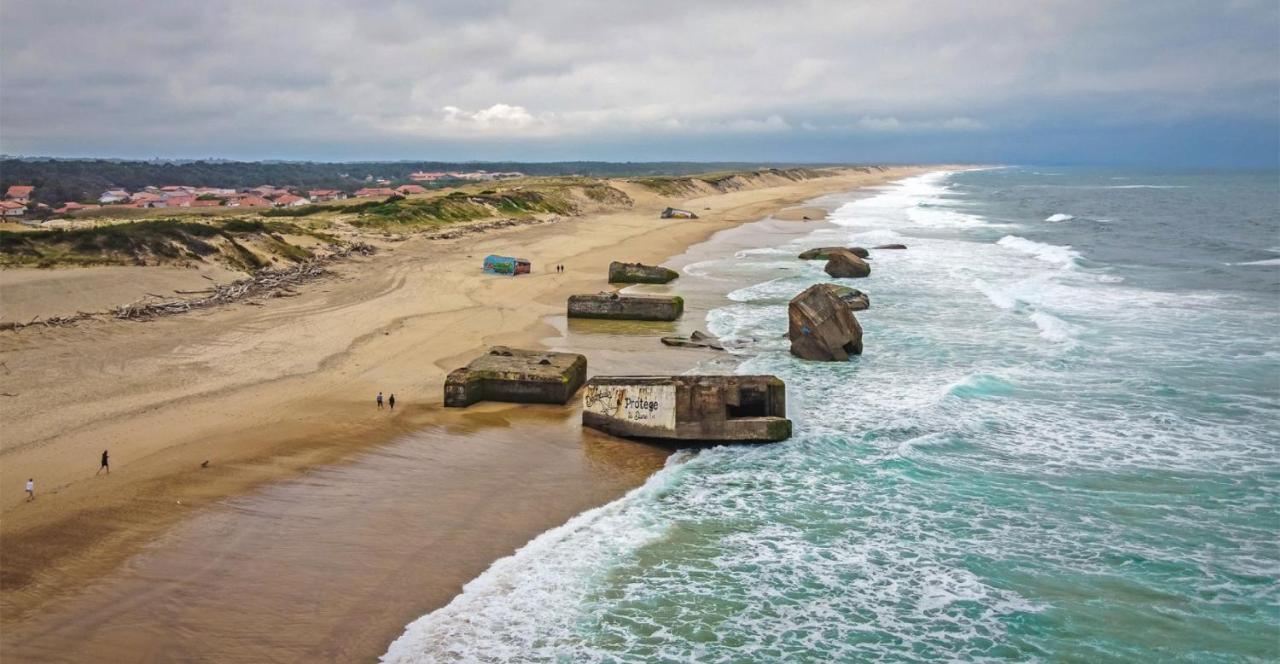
<box><xmin>385</xmin><ymin>169</ymin><xmax>1280</xmax><ymax>662</ymax></box>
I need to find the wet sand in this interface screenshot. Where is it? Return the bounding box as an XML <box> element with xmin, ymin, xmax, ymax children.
<box><xmin>0</xmin><ymin>167</ymin><xmax>933</xmax><ymax>661</ymax></box>
<box><xmin>2</xmin><ymin>410</ymin><xmax>670</xmax><ymax>663</ymax></box>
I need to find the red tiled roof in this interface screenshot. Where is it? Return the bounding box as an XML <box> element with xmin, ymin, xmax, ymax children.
<box><xmin>5</xmin><ymin>185</ymin><xmax>34</xmax><ymax>198</ymax></box>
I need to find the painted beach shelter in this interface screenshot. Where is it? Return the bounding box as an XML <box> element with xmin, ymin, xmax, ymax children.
<box><xmin>482</xmin><ymin>254</ymin><xmax>532</xmax><ymax>276</ymax></box>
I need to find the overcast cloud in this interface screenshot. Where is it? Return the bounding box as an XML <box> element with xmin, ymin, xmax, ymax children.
<box><xmin>1</xmin><ymin>0</ymin><xmax>1276</xmax><ymax>165</ymax></box>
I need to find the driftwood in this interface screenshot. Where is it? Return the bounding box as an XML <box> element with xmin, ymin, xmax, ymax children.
<box><xmin>114</xmin><ymin>242</ymin><xmax>375</xmax><ymax>321</ymax></box>
<box><xmin>1</xmin><ymin>312</ymin><xmax>97</xmax><ymax>330</ymax></box>
<box><xmin>1</xmin><ymin>242</ymin><xmax>376</xmax><ymax>331</ymax></box>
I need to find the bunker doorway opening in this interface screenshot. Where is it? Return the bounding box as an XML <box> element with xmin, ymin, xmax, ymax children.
<box><xmin>726</xmin><ymin>387</ymin><xmax>769</xmax><ymax>419</ymax></box>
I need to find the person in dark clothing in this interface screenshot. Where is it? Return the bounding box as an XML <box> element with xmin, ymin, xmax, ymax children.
<box><xmin>97</xmin><ymin>449</ymin><xmax>110</xmax><ymax>475</ymax></box>
<box><xmin>388</xmin><ymin>394</ymin><xmax>396</xmax><ymax>410</ymax></box>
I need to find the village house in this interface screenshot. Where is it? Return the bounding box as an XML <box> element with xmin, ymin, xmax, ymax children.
<box><xmin>272</xmin><ymin>194</ymin><xmax>310</xmax><ymax>207</ymax></box>
<box><xmin>99</xmin><ymin>189</ymin><xmax>130</xmax><ymax>203</ymax></box>
<box><xmin>235</xmin><ymin>195</ymin><xmax>273</xmax><ymax>208</ymax></box>
<box><xmin>192</xmin><ymin>198</ymin><xmax>223</xmax><ymax>208</ymax></box>
<box><xmin>250</xmin><ymin>185</ymin><xmax>285</xmax><ymax>197</ymax></box>
<box><xmin>1</xmin><ymin>200</ymin><xmax>28</xmax><ymax>216</ymax></box>
<box><xmin>354</xmin><ymin>187</ymin><xmax>396</xmax><ymax>198</ymax></box>
<box><xmin>409</xmin><ymin>171</ymin><xmax>447</xmax><ymax>182</ymax></box>
<box><xmin>307</xmin><ymin>189</ymin><xmax>346</xmax><ymax>202</ymax></box>
<box><xmin>165</xmin><ymin>195</ymin><xmax>196</xmax><ymax>208</ymax></box>
<box><xmin>395</xmin><ymin>184</ymin><xmax>427</xmax><ymax>196</ymax></box>
<box><xmin>5</xmin><ymin>185</ymin><xmax>35</xmax><ymax>203</ymax></box>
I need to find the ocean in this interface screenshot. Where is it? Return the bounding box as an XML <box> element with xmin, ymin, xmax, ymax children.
<box><xmin>383</xmin><ymin>168</ymin><xmax>1280</xmax><ymax>662</ymax></box>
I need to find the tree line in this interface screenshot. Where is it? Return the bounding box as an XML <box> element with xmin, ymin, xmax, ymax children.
<box><xmin>0</xmin><ymin>159</ymin><xmax>802</xmax><ymax>206</ymax></box>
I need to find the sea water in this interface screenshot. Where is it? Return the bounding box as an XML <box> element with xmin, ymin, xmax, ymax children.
<box><xmin>384</xmin><ymin>168</ymin><xmax>1280</xmax><ymax>662</ymax></box>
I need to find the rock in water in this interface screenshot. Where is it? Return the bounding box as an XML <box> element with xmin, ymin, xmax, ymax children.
<box><xmin>873</xmin><ymin>243</ymin><xmax>908</xmax><ymax>250</ymax></box>
<box><xmin>661</xmin><ymin>330</ymin><xmax>725</xmax><ymax>350</ymax></box>
<box><xmin>824</xmin><ymin>249</ymin><xmax>871</xmax><ymax>278</ymax></box>
<box><xmin>608</xmin><ymin>261</ymin><xmax>679</xmax><ymax>284</ymax></box>
<box><xmin>798</xmin><ymin>246</ymin><xmax>869</xmax><ymax>260</ymax></box>
<box><xmin>788</xmin><ymin>283</ymin><xmax>864</xmax><ymax>361</ymax></box>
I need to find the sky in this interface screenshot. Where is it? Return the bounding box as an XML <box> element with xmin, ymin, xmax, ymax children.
<box><xmin>1</xmin><ymin>0</ymin><xmax>1277</xmax><ymax>166</ymax></box>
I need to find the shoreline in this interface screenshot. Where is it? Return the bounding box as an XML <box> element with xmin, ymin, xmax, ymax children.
<box><xmin>0</xmin><ymin>166</ymin><xmax>935</xmax><ymax>655</ymax></box>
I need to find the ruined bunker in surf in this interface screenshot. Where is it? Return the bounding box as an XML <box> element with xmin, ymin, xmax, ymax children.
<box><xmin>608</xmin><ymin>261</ymin><xmax>680</xmax><ymax>284</ymax></box>
<box><xmin>582</xmin><ymin>375</ymin><xmax>792</xmax><ymax>443</ymax></box>
<box><xmin>567</xmin><ymin>292</ymin><xmax>684</xmax><ymax>321</ymax></box>
<box><xmin>789</xmin><ymin>283</ymin><xmax>864</xmax><ymax>361</ymax></box>
<box><xmin>444</xmin><ymin>346</ymin><xmax>587</xmax><ymax>407</ymax></box>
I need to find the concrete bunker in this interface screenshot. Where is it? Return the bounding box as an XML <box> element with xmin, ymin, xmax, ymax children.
<box><xmin>582</xmin><ymin>375</ymin><xmax>792</xmax><ymax>443</ymax></box>
<box><xmin>660</xmin><ymin>207</ymin><xmax>699</xmax><ymax>219</ymax></box>
<box><xmin>608</xmin><ymin>261</ymin><xmax>680</xmax><ymax>284</ymax></box>
<box><xmin>567</xmin><ymin>292</ymin><xmax>684</xmax><ymax>321</ymax></box>
<box><xmin>444</xmin><ymin>346</ymin><xmax>587</xmax><ymax>407</ymax></box>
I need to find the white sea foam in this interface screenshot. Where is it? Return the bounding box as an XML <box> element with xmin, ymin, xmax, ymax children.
<box><xmin>905</xmin><ymin>205</ymin><xmax>987</xmax><ymax>227</ymax></box>
<box><xmin>734</xmin><ymin>247</ymin><xmax>792</xmax><ymax>258</ymax></box>
<box><xmin>1029</xmin><ymin>311</ymin><xmax>1078</xmax><ymax>343</ymax></box>
<box><xmin>681</xmin><ymin>259</ymin><xmax>736</xmax><ymax>281</ymax></box>
<box><xmin>1230</xmin><ymin>258</ymin><xmax>1280</xmax><ymax>266</ymax></box>
<box><xmin>973</xmin><ymin>279</ymin><xmax>1018</xmax><ymax>310</ymax></box>
<box><xmin>1045</xmin><ymin>213</ymin><xmax>1074</xmax><ymax>222</ymax></box>
<box><xmin>381</xmin><ymin>454</ymin><xmax>694</xmax><ymax>663</ymax></box>
<box><xmin>996</xmin><ymin>235</ymin><xmax>1082</xmax><ymax>269</ymax></box>
<box><xmin>727</xmin><ymin>278</ymin><xmax>805</xmax><ymax>303</ymax></box>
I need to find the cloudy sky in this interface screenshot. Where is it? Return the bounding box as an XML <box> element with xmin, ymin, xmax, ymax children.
<box><xmin>2</xmin><ymin>0</ymin><xmax>1277</xmax><ymax>165</ymax></box>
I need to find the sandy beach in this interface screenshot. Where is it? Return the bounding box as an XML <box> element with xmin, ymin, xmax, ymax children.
<box><xmin>0</xmin><ymin>166</ymin><xmax>929</xmax><ymax>660</ymax></box>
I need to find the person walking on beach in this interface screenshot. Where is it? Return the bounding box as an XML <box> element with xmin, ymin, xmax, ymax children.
<box><xmin>388</xmin><ymin>394</ymin><xmax>396</xmax><ymax>410</ymax></box>
<box><xmin>97</xmin><ymin>449</ymin><xmax>110</xmax><ymax>475</ymax></box>
<box><xmin>25</xmin><ymin>478</ymin><xmax>34</xmax><ymax>501</ymax></box>
<box><xmin>376</xmin><ymin>392</ymin><xmax>384</xmax><ymax>409</ymax></box>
